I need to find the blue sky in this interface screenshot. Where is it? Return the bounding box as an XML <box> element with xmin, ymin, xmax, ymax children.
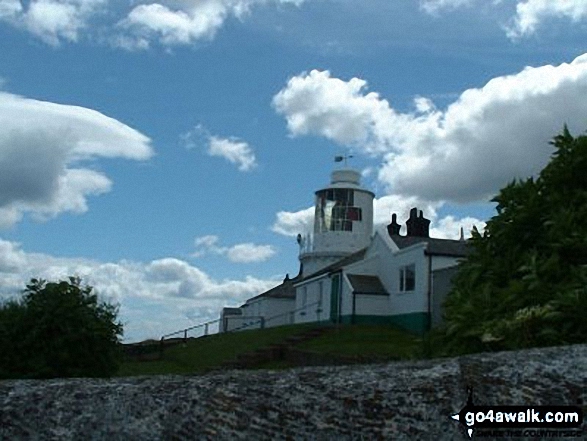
<box><xmin>1</xmin><ymin>0</ymin><xmax>587</xmax><ymax>342</ymax></box>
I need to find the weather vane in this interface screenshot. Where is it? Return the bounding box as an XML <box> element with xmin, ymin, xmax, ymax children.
<box><xmin>334</xmin><ymin>154</ymin><xmax>354</xmax><ymax>167</ymax></box>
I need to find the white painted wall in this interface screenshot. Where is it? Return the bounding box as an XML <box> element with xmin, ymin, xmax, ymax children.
<box><xmin>431</xmin><ymin>255</ymin><xmax>462</xmax><ymax>271</ymax></box>
<box><xmin>262</xmin><ymin>298</ymin><xmax>296</xmax><ymax>327</ymax></box>
<box><xmin>383</xmin><ymin>243</ymin><xmax>429</xmax><ymax>316</ymax></box>
<box><xmin>294</xmin><ymin>275</ymin><xmax>330</xmax><ymax>324</ymax></box>
<box><xmin>354</xmin><ymin>294</ymin><xmax>392</xmax><ymax>316</ymax></box>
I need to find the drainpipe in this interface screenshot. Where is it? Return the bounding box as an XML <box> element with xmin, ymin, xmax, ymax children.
<box><xmin>427</xmin><ymin>251</ymin><xmax>432</xmax><ymax>332</ymax></box>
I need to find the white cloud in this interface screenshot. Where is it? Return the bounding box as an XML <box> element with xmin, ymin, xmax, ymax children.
<box><xmin>429</xmin><ymin>214</ymin><xmax>486</xmax><ymax>239</ymax></box>
<box><xmin>183</xmin><ymin>125</ymin><xmax>258</xmax><ymax>172</ymax></box>
<box><xmin>273</xmin><ymin>55</ymin><xmax>587</xmax><ymax>204</ymax></box>
<box><xmin>193</xmin><ymin>235</ymin><xmax>276</xmax><ymax>263</ymax></box>
<box><xmin>272</xmin><ymin>195</ymin><xmax>443</xmax><ymax>237</ymax></box>
<box><xmin>0</xmin><ymin>238</ymin><xmax>278</xmax><ymax>341</ymax></box>
<box><xmin>419</xmin><ymin>0</ymin><xmax>473</xmax><ymax>15</ymax></box>
<box><xmin>419</xmin><ymin>0</ymin><xmax>587</xmax><ymax>39</ymax></box>
<box><xmin>272</xmin><ymin>205</ymin><xmax>314</xmax><ymax>236</ymax></box>
<box><xmin>208</xmin><ymin>136</ymin><xmax>258</xmax><ymax>171</ymax></box>
<box><xmin>506</xmin><ymin>0</ymin><xmax>587</xmax><ymax>38</ymax></box>
<box><xmin>272</xmin><ymin>195</ymin><xmax>484</xmax><ymax>241</ymax></box>
<box><xmin>0</xmin><ymin>91</ymin><xmax>153</xmax><ymax>227</ymax></box>
<box><xmin>118</xmin><ymin>0</ymin><xmax>305</xmax><ymax>49</ymax></box>
<box><xmin>226</xmin><ymin>243</ymin><xmax>276</xmax><ymax>263</ymax></box>
<box><xmin>0</xmin><ymin>0</ymin><xmax>106</xmax><ymax>45</ymax></box>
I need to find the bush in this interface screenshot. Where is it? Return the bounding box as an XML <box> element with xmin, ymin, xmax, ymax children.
<box><xmin>434</xmin><ymin>127</ymin><xmax>587</xmax><ymax>356</ymax></box>
<box><xmin>0</xmin><ymin>277</ymin><xmax>123</xmax><ymax>379</ymax></box>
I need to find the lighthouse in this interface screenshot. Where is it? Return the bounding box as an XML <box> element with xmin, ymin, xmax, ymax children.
<box><xmin>298</xmin><ymin>168</ymin><xmax>374</xmax><ymax>276</ymax></box>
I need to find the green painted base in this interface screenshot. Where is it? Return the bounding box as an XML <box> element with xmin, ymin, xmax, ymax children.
<box><xmin>337</xmin><ymin>312</ymin><xmax>430</xmax><ymax>335</ymax></box>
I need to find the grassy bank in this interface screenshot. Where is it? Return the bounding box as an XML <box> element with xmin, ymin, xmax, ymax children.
<box><xmin>117</xmin><ymin>323</ymin><xmax>423</xmax><ymax>376</ymax></box>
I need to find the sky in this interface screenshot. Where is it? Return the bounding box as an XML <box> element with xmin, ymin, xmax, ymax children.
<box><xmin>1</xmin><ymin>0</ymin><xmax>587</xmax><ymax>342</ymax></box>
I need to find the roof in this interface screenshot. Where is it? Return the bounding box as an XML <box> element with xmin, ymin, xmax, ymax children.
<box><xmin>243</xmin><ymin>274</ymin><xmax>300</xmax><ymax>305</ymax></box>
<box><xmin>347</xmin><ymin>274</ymin><xmax>388</xmax><ymax>295</ymax></box>
<box><xmin>389</xmin><ymin>234</ymin><xmax>470</xmax><ymax>257</ymax></box>
<box><xmin>296</xmin><ymin>247</ymin><xmax>368</xmax><ymax>283</ymax></box>
<box><xmin>222</xmin><ymin>307</ymin><xmax>242</xmax><ymax>315</ymax></box>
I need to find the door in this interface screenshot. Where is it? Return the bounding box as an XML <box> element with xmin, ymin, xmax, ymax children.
<box><xmin>330</xmin><ymin>273</ymin><xmax>341</xmax><ymax>323</ymax></box>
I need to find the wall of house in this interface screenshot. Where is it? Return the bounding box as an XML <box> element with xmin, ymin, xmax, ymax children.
<box><xmin>353</xmin><ymin>294</ymin><xmax>391</xmax><ymax>316</ymax></box>
<box><xmin>222</xmin><ymin>315</ymin><xmax>251</xmax><ymax>332</ymax></box>
<box><xmin>380</xmin><ymin>243</ymin><xmax>430</xmax><ymax>334</ymax></box>
<box><xmin>294</xmin><ymin>276</ymin><xmax>330</xmax><ymax>324</ymax></box>
<box><xmin>431</xmin><ymin>265</ymin><xmax>460</xmax><ymax>327</ymax></box>
<box><xmin>262</xmin><ymin>298</ymin><xmax>296</xmax><ymax>327</ymax></box>
<box><xmin>341</xmin><ymin>255</ymin><xmax>389</xmax><ymax>318</ymax></box>
<box><xmin>431</xmin><ymin>255</ymin><xmax>461</xmax><ymax>271</ymax></box>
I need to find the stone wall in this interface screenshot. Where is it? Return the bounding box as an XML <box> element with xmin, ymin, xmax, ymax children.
<box><xmin>1</xmin><ymin>344</ymin><xmax>585</xmax><ymax>440</ymax></box>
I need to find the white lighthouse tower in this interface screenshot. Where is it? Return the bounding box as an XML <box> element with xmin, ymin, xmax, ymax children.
<box><xmin>298</xmin><ymin>168</ymin><xmax>374</xmax><ymax>276</ymax></box>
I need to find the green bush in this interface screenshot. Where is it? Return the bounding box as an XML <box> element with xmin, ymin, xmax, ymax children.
<box><xmin>434</xmin><ymin>127</ymin><xmax>587</xmax><ymax>356</ymax></box>
<box><xmin>0</xmin><ymin>277</ymin><xmax>123</xmax><ymax>379</ymax></box>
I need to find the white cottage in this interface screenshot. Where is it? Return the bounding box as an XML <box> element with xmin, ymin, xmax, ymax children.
<box><xmin>220</xmin><ymin>168</ymin><xmax>469</xmax><ymax>335</ymax></box>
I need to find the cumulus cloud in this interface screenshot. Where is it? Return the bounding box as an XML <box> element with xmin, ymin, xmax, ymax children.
<box><xmin>208</xmin><ymin>136</ymin><xmax>257</xmax><ymax>171</ymax></box>
<box><xmin>506</xmin><ymin>0</ymin><xmax>587</xmax><ymax>38</ymax></box>
<box><xmin>419</xmin><ymin>0</ymin><xmax>587</xmax><ymax>39</ymax></box>
<box><xmin>272</xmin><ymin>196</ymin><xmax>484</xmax><ymax>239</ymax></box>
<box><xmin>273</xmin><ymin>55</ymin><xmax>587</xmax><ymax>204</ymax></box>
<box><xmin>0</xmin><ymin>238</ymin><xmax>278</xmax><ymax>341</ymax></box>
<box><xmin>419</xmin><ymin>0</ymin><xmax>473</xmax><ymax>15</ymax></box>
<box><xmin>117</xmin><ymin>0</ymin><xmax>305</xmax><ymax>49</ymax></box>
<box><xmin>271</xmin><ymin>206</ymin><xmax>314</xmax><ymax>237</ymax></box>
<box><xmin>0</xmin><ymin>0</ymin><xmax>106</xmax><ymax>45</ymax></box>
<box><xmin>193</xmin><ymin>235</ymin><xmax>276</xmax><ymax>263</ymax></box>
<box><xmin>429</xmin><ymin>214</ymin><xmax>486</xmax><ymax>239</ymax></box>
<box><xmin>183</xmin><ymin>125</ymin><xmax>257</xmax><ymax>172</ymax></box>
<box><xmin>227</xmin><ymin>243</ymin><xmax>276</xmax><ymax>263</ymax></box>
<box><xmin>0</xmin><ymin>91</ymin><xmax>153</xmax><ymax>227</ymax></box>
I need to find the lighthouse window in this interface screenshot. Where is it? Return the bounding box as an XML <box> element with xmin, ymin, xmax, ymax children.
<box><xmin>316</xmin><ymin>189</ymin><xmax>362</xmax><ymax>232</ymax></box>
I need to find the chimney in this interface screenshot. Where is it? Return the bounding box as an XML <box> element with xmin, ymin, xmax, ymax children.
<box><xmin>387</xmin><ymin>213</ymin><xmax>401</xmax><ymax>236</ymax></box>
<box><xmin>406</xmin><ymin>207</ymin><xmax>430</xmax><ymax>237</ymax></box>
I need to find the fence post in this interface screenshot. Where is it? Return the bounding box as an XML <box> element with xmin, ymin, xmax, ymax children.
<box><xmin>204</xmin><ymin>323</ymin><xmax>209</xmax><ymax>336</ymax></box>
<box><xmin>183</xmin><ymin>329</ymin><xmax>187</xmax><ymax>344</ymax></box>
<box><xmin>260</xmin><ymin>317</ymin><xmax>265</xmax><ymax>329</ymax></box>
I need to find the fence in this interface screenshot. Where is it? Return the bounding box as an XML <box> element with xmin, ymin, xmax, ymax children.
<box><xmin>159</xmin><ymin>300</ymin><xmax>323</xmax><ymax>351</ymax></box>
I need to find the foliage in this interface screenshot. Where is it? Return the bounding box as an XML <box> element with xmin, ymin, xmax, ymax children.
<box><xmin>0</xmin><ymin>277</ymin><xmax>123</xmax><ymax>379</ymax></box>
<box><xmin>434</xmin><ymin>127</ymin><xmax>587</xmax><ymax>356</ymax></box>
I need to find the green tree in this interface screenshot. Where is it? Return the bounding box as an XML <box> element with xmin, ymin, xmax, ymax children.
<box><xmin>434</xmin><ymin>127</ymin><xmax>587</xmax><ymax>356</ymax></box>
<box><xmin>0</xmin><ymin>277</ymin><xmax>123</xmax><ymax>379</ymax></box>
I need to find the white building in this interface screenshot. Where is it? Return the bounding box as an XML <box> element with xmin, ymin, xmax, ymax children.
<box><xmin>220</xmin><ymin>168</ymin><xmax>469</xmax><ymax>335</ymax></box>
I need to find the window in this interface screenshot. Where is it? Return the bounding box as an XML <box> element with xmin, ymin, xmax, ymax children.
<box><xmin>315</xmin><ymin>189</ymin><xmax>362</xmax><ymax>232</ymax></box>
<box><xmin>399</xmin><ymin>264</ymin><xmax>416</xmax><ymax>292</ymax></box>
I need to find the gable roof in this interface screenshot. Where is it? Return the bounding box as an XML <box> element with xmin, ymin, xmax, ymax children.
<box><xmin>296</xmin><ymin>247</ymin><xmax>368</xmax><ymax>284</ymax></box>
<box><xmin>243</xmin><ymin>275</ymin><xmax>299</xmax><ymax>305</ymax></box>
<box><xmin>347</xmin><ymin>274</ymin><xmax>388</xmax><ymax>295</ymax></box>
<box><xmin>389</xmin><ymin>234</ymin><xmax>470</xmax><ymax>257</ymax></box>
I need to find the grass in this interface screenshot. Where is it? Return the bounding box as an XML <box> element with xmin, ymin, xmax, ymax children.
<box><xmin>116</xmin><ymin>323</ymin><xmax>424</xmax><ymax>376</ymax></box>
<box><xmin>296</xmin><ymin>324</ymin><xmax>422</xmax><ymax>361</ymax></box>
<box><xmin>116</xmin><ymin>323</ymin><xmax>317</xmax><ymax>377</ymax></box>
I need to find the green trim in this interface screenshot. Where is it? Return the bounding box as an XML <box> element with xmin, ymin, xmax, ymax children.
<box><xmin>330</xmin><ymin>274</ymin><xmax>341</xmax><ymax>323</ymax></box>
<box><xmin>339</xmin><ymin>312</ymin><xmax>430</xmax><ymax>335</ymax></box>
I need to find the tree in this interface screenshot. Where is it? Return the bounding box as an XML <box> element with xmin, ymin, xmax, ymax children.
<box><xmin>0</xmin><ymin>277</ymin><xmax>123</xmax><ymax>379</ymax></box>
<box><xmin>434</xmin><ymin>127</ymin><xmax>587</xmax><ymax>356</ymax></box>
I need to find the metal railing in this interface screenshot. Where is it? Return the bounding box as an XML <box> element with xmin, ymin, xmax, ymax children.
<box><xmin>160</xmin><ymin>318</ymin><xmax>220</xmax><ymax>344</ymax></box>
<box><xmin>159</xmin><ymin>300</ymin><xmax>324</xmax><ymax>349</ymax></box>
